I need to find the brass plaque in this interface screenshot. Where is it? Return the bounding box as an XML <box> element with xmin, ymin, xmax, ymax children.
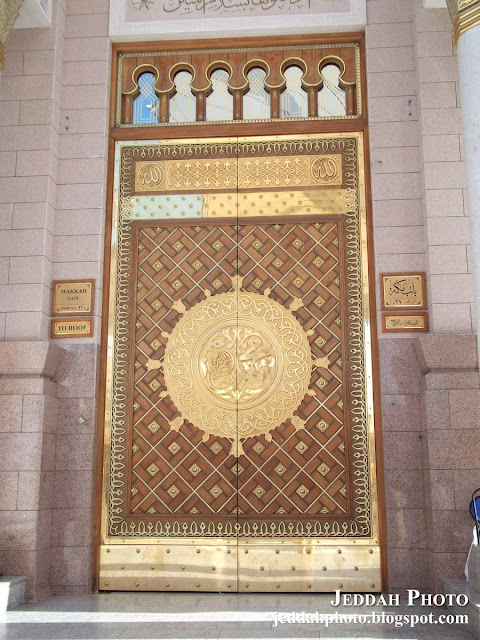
<box><xmin>50</xmin><ymin>318</ymin><xmax>93</xmax><ymax>339</ymax></box>
<box><xmin>380</xmin><ymin>273</ymin><xmax>426</xmax><ymax>310</ymax></box>
<box><xmin>52</xmin><ymin>280</ymin><xmax>95</xmax><ymax>316</ymax></box>
<box><xmin>382</xmin><ymin>312</ymin><xmax>428</xmax><ymax>333</ymax></box>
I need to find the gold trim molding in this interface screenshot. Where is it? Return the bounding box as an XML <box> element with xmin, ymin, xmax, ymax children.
<box><xmin>448</xmin><ymin>0</ymin><xmax>480</xmax><ymax>45</ymax></box>
<box><xmin>0</xmin><ymin>0</ymin><xmax>24</xmax><ymax>69</ymax></box>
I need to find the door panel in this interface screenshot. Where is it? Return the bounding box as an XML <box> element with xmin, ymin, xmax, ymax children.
<box><xmin>100</xmin><ymin>134</ymin><xmax>381</xmax><ymax>592</ymax></box>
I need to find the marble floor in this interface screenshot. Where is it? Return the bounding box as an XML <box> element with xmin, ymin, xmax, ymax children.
<box><xmin>0</xmin><ymin>592</ymin><xmax>476</xmax><ymax>640</ymax></box>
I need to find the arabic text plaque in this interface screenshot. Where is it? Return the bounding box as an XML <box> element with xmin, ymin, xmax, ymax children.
<box><xmin>50</xmin><ymin>318</ymin><xmax>94</xmax><ymax>339</ymax></box>
<box><xmin>382</xmin><ymin>312</ymin><xmax>428</xmax><ymax>333</ymax></box>
<box><xmin>52</xmin><ymin>280</ymin><xmax>95</xmax><ymax>316</ymax></box>
<box><xmin>380</xmin><ymin>272</ymin><xmax>426</xmax><ymax>310</ymax></box>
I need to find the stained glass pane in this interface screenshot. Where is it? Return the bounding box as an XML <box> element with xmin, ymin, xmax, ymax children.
<box><xmin>318</xmin><ymin>64</ymin><xmax>346</xmax><ymax>117</ymax></box>
<box><xmin>206</xmin><ymin>69</ymin><xmax>233</xmax><ymax>122</ymax></box>
<box><xmin>280</xmin><ymin>66</ymin><xmax>308</xmax><ymax>119</ymax></box>
<box><xmin>133</xmin><ymin>72</ymin><xmax>159</xmax><ymax>125</ymax></box>
<box><xmin>169</xmin><ymin>70</ymin><xmax>196</xmax><ymax>123</ymax></box>
<box><xmin>243</xmin><ymin>68</ymin><xmax>270</xmax><ymax>120</ymax></box>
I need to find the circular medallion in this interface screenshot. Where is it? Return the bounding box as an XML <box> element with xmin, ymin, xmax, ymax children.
<box><xmin>147</xmin><ymin>277</ymin><xmax>329</xmax><ymax>456</ymax></box>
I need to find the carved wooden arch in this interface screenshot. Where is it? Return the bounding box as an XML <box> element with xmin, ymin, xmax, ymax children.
<box><xmin>114</xmin><ymin>36</ymin><xmax>363</xmax><ymax>126</ymax></box>
<box><xmin>318</xmin><ymin>56</ymin><xmax>356</xmax><ymax>116</ymax></box>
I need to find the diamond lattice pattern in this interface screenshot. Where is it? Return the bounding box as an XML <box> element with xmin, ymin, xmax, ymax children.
<box><xmin>131</xmin><ymin>221</ymin><xmax>346</xmax><ymax>518</ymax></box>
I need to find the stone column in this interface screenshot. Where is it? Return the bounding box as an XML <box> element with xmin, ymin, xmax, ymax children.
<box><xmin>451</xmin><ymin>1</ymin><xmax>480</xmax><ymax>348</ymax></box>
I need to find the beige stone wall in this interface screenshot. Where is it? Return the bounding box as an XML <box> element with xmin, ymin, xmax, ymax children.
<box><xmin>367</xmin><ymin>0</ymin><xmax>477</xmax><ymax>593</ymax></box>
<box><xmin>0</xmin><ymin>0</ymin><xmax>110</xmax><ymax>599</ymax></box>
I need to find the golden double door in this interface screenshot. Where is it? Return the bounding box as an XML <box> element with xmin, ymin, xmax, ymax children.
<box><xmin>99</xmin><ymin>133</ymin><xmax>382</xmax><ymax>592</ymax></box>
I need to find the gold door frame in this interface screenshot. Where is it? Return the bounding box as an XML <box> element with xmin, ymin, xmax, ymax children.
<box><xmin>99</xmin><ymin>133</ymin><xmax>382</xmax><ymax>592</ymax></box>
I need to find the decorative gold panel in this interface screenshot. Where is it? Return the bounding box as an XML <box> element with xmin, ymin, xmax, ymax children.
<box><xmin>135</xmin><ymin>155</ymin><xmax>342</xmax><ymax>193</ymax></box>
<box><xmin>101</xmin><ymin>133</ymin><xmax>380</xmax><ymax>592</ymax></box>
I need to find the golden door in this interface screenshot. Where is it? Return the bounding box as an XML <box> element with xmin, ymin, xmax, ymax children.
<box><xmin>99</xmin><ymin>133</ymin><xmax>382</xmax><ymax>592</ymax></box>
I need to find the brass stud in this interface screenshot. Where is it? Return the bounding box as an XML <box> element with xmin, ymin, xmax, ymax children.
<box><xmin>338</xmin><ymin>584</ymin><xmax>343</xmax><ymax>589</ymax></box>
<box><xmin>260</xmin><ymin>566</ymin><xmax>264</xmax><ymax>571</ymax></box>
<box><xmin>105</xmin><ymin>581</ymin><xmax>109</xmax><ymax>586</ymax></box>
<box><xmin>337</xmin><ymin>549</ymin><xmax>342</xmax><ymax>554</ymax></box>
<box><xmin>135</xmin><ymin>582</ymin><xmax>140</xmax><ymax>587</ymax></box>
<box><xmin>371</xmin><ymin>583</ymin><xmax>375</xmax><ymax>588</ymax></box>
<box><xmin>306</xmin><ymin>549</ymin><xmax>311</xmax><ymax>554</ymax></box>
<box><xmin>106</xmin><ymin>549</ymin><xmax>110</xmax><ymax>553</ymax></box>
<box><xmin>275</xmin><ymin>550</ymin><xmax>279</xmax><ymax>554</ymax></box>
<box><xmin>291</xmin><ymin>566</ymin><xmax>295</xmax><ymax>571</ymax></box>
<box><xmin>244</xmin><ymin>549</ymin><xmax>248</xmax><ymax>554</ymax></box>
<box><xmin>211</xmin><ymin>566</ymin><xmax>216</xmax><ymax>571</ymax></box>
<box><xmin>196</xmin><ymin>583</ymin><xmax>200</xmax><ymax>587</ymax></box>
<box><xmin>120</xmin><ymin>566</ymin><xmax>124</xmax><ymax>570</ymax></box>
<box><xmin>227</xmin><ymin>549</ymin><xmax>231</xmax><ymax>554</ymax></box>
<box><xmin>322</xmin><ymin>566</ymin><xmax>327</xmax><ymax>571</ymax></box>
<box><xmin>227</xmin><ymin>583</ymin><xmax>231</xmax><ymax>588</ymax></box>
<box><xmin>354</xmin><ymin>566</ymin><xmax>358</xmax><ymax>571</ymax></box>
<box><xmin>181</xmin><ymin>566</ymin><xmax>185</xmax><ymax>571</ymax></box>
<box><xmin>276</xmin><ymin>584</ymin><xmax>280</xmax><ymax>588</ymax></box>
<box><xmin>369</xmin><ymin>549</ymin><xmax>373</xmax><ymax>554</ymax></box>
<box><xmin>165</xmin><ymin>583</ymin><xmax>170</xmax><ymax>587</ymax></box>
<box><xmin>245</xmin><ymin>584</ymin><xmax>249</xmax><ymax>588</ymax></box>
<box><xmin>151</xmin><ymin>567</ymin><xmax>155</xmax><ymax>570</ymax></box>
<box><xmin>307</xmin><ymin>584</ymin><xmax>312</xmax><ymax>588</ymax></box>
<box><xmin>166</xmin><ymin>549</ymin><xmax>170</xmax><ymax>554</ymax></box>
<box><xmin>136</xmin><ymin>549</ymin><xmax>140</xmax><ymax>553</ymax></box>
<box><xmin>196</xmin><ymin>549</ymin><xmax>201</xmax><ymax>553</ymax></box>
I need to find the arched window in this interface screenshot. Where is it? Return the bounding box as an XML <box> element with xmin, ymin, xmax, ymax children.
<box><xmin>280</xmin><ymin>66</ymin><xmax>308</xmax><ymax>119</ymax></box>
<box><xmin>318</xmin><ymin>64</ymin><xmax>346</xmax><ymax>117</ymax></box>
<box><xmin>169</xmin><ymin>70</ymin><xmax>196</xmax><ymax>123</ymax></box>
<box><xmin>133</xmin><ymin>72</ymin><xmax>159</xmax><ymax>125</ymax></box>
<box><xmin>206</xmin><ymin>69</ymin><xmax>233</xmax><ymax>122</ymax></box>
<box><xmin>243</xmin><ymin>68</ymin><xmax>270</xmax><ymax>120</ymax></box>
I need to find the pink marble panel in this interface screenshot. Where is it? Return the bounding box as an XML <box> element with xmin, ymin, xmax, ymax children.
<box><xmin>449</xmin><ymin>389</ymin><xmax>480</xmax><ymax>430</ymax></box>
<box><xmin>387</xmin><ymin>508</ymin><xmax>427</xmax><ymax>550</ymax></box>
<box><xmin>17</xmin><ymin>471</ymin><xmax>53</xmax><ymax>511</ymax></box>
<box><xmin>368</xmin><ymin>96</ymin><xmax>417</xmax><ymax>123</ymax></box>
<box><xmin>383</xmin><ymin>431</ymin><xmax>424</xmax><ymax>470</ymax></box>
<box><xmin>428</xmin><ymin>430</ymin><xmax>480</xmax><ymax>470</ymax></box>
<box><xmin>63</xmin><ymin>37</ymin><xmax>110</xmax><ymax>63</ymax></box>
<box><xmin>385</xmin><ymin>469</ymin><xmax>425</xmax><ymax>509</ymax></box>
<box><xmin>0</xmin><ymin>471</ymin><xmax>19</xmax><ymax>510</ymax></box>
<box><xmin>53</xmin><ymin>470</ymin><xmax>94</xmax><ymax>509</ymax></box>
<box><xmin>421</xmin><ymin>108</ymin><xmax>462</xmax><ymax>136</ymax></box>
<box><xmin>0</xmin><ymin>510</ymin><xmax>38</xmax><ymax>550</ymax></box>
<box><xmin>366</xmin><ymin>47</ymin><xmax>415</xmax><ymax>73</ymax></box>
<box><xmin>369</xmin><ymin>121</ymin><xmax>419</xmax><ymax>148</ymax></box>
<box><xmin>417</xmin><ymin>57</ymin><xmax>458</xmax><ymax>84</ymax></box>
<box><xmin>366</xmin><ymin>22</ymin><xmax>414</xmax><ymax>48</ymax></box>
<box><xmin>430</xmin><ymin>303</ymin><xmax>474</xmax><ymax>334</ymax></box>
<box><xmin>454</xmin><ymin>470</ymin><xmax>480</xmax><ymax>511</ymax></box>
<box><xmin>379</xmin><ymin>339</ymin><xmax>422</xmax><ymax>395</ymax></box>
<box><xmin>50</xmin><ymin>546</ymin><xmax>90</xmax><ymax>586</ymax></box>
<box><xmin>428</xmin><ymin>470</ymin><xmax>455</xmax><ymax>511</ymax></box>
<box><xmin>56</xmin><ymin>397</ymin><xmax>96</xmax><ymax>434</ymax></box>
<box><xmin>367</xmin><ymin>71</ymin><xmax>417</xmax><ymax>98</ymax></box>
<box><xmin>423</xmin><ymin>135</ymin><xmax>461</xmax><ymax>163</ymax></box>
<box><xmin>382</xmin><ymin>394</ymin><xmax>421</xmax><ymax>431</ymax></box>
<box><xmin>388</xmin><ymin>548</ymin><xmax>429</xmax><ymax>590</ymax></box>
<box><xmin>415</xmin><ymin>7</ymin><xmax>452</xmax><ymax>32</ymax></box>
<box><xmin>65</xmin><ymin>13</ymin><xmax>109</xmax><ymax>38</ymax></box>
<box><xmin>0</xmin><ymin>395</ymin><xmax>23</xmax><ymax>432</ymax></box>
<box><xmin>423</xmin><ymin>390</ymin><xmax>450</xmax><ymax>430</ymax></box>
<box><xmin>50</xmin><ymin>508</ymin><xmax>92</xmax><ymax>547</ymax></box>
<box><xmin>370</xmin><ymin>148</ymin><xmax>421</xmax><ymax>176</ymax></box>
<box><xmin>54</xmin><ymin>434</ymin><xmax>95</xmax><ymax>471</ymax></box>
<box><xmin>419</xmin><ymin>82</ymin><xmax>457</xmax><ymax>110</ymax></box>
